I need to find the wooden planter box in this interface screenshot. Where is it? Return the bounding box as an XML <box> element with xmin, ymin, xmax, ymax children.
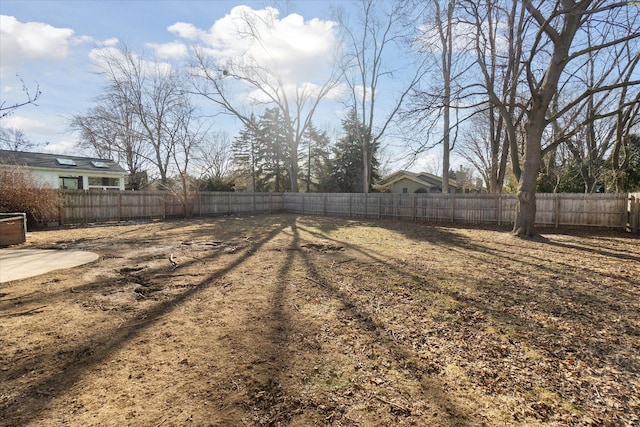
<box><xmin>0</xmin><ymin>213</ymin><xmax>27</xmax><ymax>247</ymax></box>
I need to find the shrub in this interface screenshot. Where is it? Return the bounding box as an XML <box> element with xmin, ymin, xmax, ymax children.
<box><xmin>0</xmin><ymin>166</ymin><xmax>63</xmax><ymax>225</ymax></box>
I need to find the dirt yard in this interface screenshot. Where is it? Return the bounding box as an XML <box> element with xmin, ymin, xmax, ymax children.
<box><xmin>1</xmin><ymin>214</ymin><xmax>638</xmax><ymax>426</ymax></box>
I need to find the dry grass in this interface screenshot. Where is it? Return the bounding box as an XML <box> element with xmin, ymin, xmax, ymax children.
<box><xmin>1</xmin><ymin>214</ymin><xmax>638</xmax><ymax>426</ymax></box>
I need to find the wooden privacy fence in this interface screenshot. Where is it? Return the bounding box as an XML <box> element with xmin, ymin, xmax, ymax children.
<box><xmin>58</xmin><ymin>190</ymin><xmax>639</xmax><ymax>232</ymax></box>
<box><xmin>284</xmin><ymin>192</ymin><xmax>631</xmax><ymax>229</ymax></box>
<box><xmin>61</xmin><ymin>191</ymin><xmax>283</xmax><ymax>224</ymax></box>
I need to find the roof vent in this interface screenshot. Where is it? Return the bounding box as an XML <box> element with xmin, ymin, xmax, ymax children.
<box><xmin>91</xmin><ymin>161</ymin><xmax>109</xmax><ymax>168</ymax></box>
<box><xmin>56</xmin><ymin>158</ymin><xmax>77</xmax><ymax>166</ymax></box>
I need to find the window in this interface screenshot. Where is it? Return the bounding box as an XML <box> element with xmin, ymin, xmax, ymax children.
<box><xmin>88</xmin><ymin>176</ymin><xmax>120</xmax><ymax>190</ymax></box>
<box><xmin>88</xmin><ymin>177</ymin><xmax>119</xmax><ymax>187</ymax></box>
<box><xmin>56</xmin><ymin>158</ymin><xmax>77</xmax><ymax>166</ymax></box>
<box><xmin>59</xmin><ymin>176</ymin><xmax>82</xmax><ymax>190</ymax></box>
<box><xmin>402</xmin><ymin>187</ymin><xmax>408</xmax><ymax>194</ymax></box>
<box><xmin>91</xmin><ymin>161</ymin><xmax>109</xmax><ymax>168</ymax></box>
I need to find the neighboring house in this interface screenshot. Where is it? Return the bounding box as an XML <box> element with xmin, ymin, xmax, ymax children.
<box><xmin>0</xmin><ymin>150</ymin><xmax>126</xmax><ymax>190</ymax></box>
<box><xmin>376</xmin><ymin>170</ymin><xmax>465</xmax><ymax>194</ymax></box>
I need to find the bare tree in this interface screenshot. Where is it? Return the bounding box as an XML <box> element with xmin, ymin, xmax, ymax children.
<box><xmin>190</xmin><ymin>7</ymin><xmax>341</xmax><ymax>192</ymax></box>
<box><xmin>168</xmin><ymin>101</ymin><xmax>206</xmax><ymax>216</ymax></box>
<box><xmin>465</xmin><ymin>0</ymin><xmax>639</xmax><ymax>237</ymax></box>
<box><xmin>70</xmin><ymin>94</ymin><xmax>151</xmax><ymax>189</ymax></box>
<box><xmin>433</xmin><ymin>0</ymin><xmax>456</xmax><ymax>194</ymax></box>
<box><xmin>71</xmin><ymin>45</ymin><xmax>195</xmax><ymax>185</ymax></box>
<box><xmin>517</xmin><ymin>0</ymin><xmax>639</xmax><ymax>236</ymax></box>
<box><xmin>81</xmin><ymin>44</ymin><xmax>195</xmax><ymax>186</ymax></box>
<box><xmin>403</xmin><ymin>0</ymin><xmax>479</xmax><ymax>193</ymax></box>
<box><xmin>196</xmin><ymin>131</ymin><xmax>233</xmax><ymax>181</ymax></box>
<box><xmin>338</xmin><ymin>0</ymin><xmax>427</xmax><ymax>193</ymax></box>
<box><xmin>460</xmin><ymin>0</ymin><xmax>528</xmax><ymax>193</ymax></box>
<box><xmin>0</xmin><ymin>127</ymin><xmax>35</xmax><ymax>151</ymax></box>
<box><xmin>0</xmin><ymin>76</ymin><xmax>41</xmax><ymax>120</ymax></box>
<box><xmin>458</xmin><ymin>109</ymin><xmax>500</xmax><ymax>190</ymax></box>
<box><xmin>611</xmin><ymin>48</ymin><xmax>640</xmax><ymax>192</ymax></box>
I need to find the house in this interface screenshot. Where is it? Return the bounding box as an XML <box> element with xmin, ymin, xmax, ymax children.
<box><xmin>0</xmin><ymin>149</ymin><xmax>127</xmax><ymax>190</ymax></box>
<box><xmin>376</xmin><ymin>170</ymin><xmax>464</xmax><ymax>194</ymax></box>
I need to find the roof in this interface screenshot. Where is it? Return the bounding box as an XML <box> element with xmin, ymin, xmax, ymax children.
<box><xmin>0</xmin><ymin>149</ymin><xmax>127</xmax><ymax>174</ymax></box>
<box><xmin>378</xmin><ymin>170</ymin><xmax>460</xmax><ymax>189</ymax></box>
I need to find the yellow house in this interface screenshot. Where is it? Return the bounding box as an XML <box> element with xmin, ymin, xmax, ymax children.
<box><xmin>376</xmin><ymin>170</ymin><xmax>464</xmax><ymax>193</ymax></box>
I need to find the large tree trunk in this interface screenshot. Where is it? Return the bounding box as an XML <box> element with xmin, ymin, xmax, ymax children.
<box><xmin>511</xmin><ymin>0</ymin><xmax>587</xmax><ymax>237</ymax></box>
<box><xmin>289</xmin><ymin>141</ymin><xmax>299</xmax><ymax>193</ymax></box>
<box><xmin>513</xmin><ymin>121</ymin><xmax>543</xmax><ymax>237</ymax></box>
<box><xmin>362</xmin><ymin>144</ymin><xmax>370</xmax><ymax>193</ymax></box>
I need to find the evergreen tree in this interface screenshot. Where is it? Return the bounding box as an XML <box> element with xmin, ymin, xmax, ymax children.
<box><xmin>198</xmin><ymin>176</ymin><xmax>235</xmax><ymax>192</ymax></box>
<box><xmin>330</xmin><ymin>109</ymin><xmax>380</xmax><ymax>192</ymax></box>
<box><xmin>231</xmin><ymin>114</ymin><xmax>264</xmax><ymax>191</ymax></box>
<box><xmin>259</xmin><ymin>108</ymin><xmax>291</xmax><ymax>192</ymax></box>
<box><xmin>302</xmin><ymin>123</ymin><xmax>332</xmax><ymax>192</ymax></box>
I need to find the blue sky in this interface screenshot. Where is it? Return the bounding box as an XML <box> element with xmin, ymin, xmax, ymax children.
<box><xmin>1</xmin><ymin>0</ymin><xmax>447</xmax><ymax>173</ymax></box>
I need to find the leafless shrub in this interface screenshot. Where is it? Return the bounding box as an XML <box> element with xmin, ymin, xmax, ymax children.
<box><xmin>0</xmin><ymin>166</ymin><xmax>63</xmax><ymax>224</ymax></box>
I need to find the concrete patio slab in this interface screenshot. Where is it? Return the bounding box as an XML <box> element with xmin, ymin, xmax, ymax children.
<box><xmin>0</xmin><ymin>249</ymin><xmax>99</xmax><ymax>283</ymax></box>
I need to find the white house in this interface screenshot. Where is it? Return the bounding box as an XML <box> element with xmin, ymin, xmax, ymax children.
<box><xmin>0</xmin><ymin>150</ymin><xmax>127</xmax><ymax>190</ymax></box>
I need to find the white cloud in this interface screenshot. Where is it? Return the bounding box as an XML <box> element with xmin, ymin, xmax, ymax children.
<box><xmin>41</xmin><ymin>139</ymin><xmax>78</xmax><ymax>155</ymax></box>
<box><xmin>168</xmin><ymin>22</ymin><xmax>202</xmax><ymax>40</ymax></box>
<box><xmin>98</xmin><ymin>37</ymin><xmax>119</xmax><ymax>47</ymax></box>
<box><xmin>71</xmin><ymin>35</ymin><xmax>95</xmax><ymax>45</ymax></box>
<box><xmin>2</xmin><ymin>115</ymin><xmax>46</xmax><ymax>133</ymax></box>
<box><xmin>146</xmin><ymin>41</ymin><xmax>188</xmax><ymax>59</ymax></box>
<box><xmin>173</xmin><ymin>6</ymin><xmax>339</xmax><ymax>84</ymax></box>
<box><xmin>0</xmin><ymin>15</ymin><xmax>75</xmax><ymax>75</ymax></box>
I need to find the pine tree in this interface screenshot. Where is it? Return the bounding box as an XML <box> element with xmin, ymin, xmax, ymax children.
<box><xmin>259</xmin><ymin>108</ymin><xmax>291</xmax><ymax>192</ymax></box>
<box><xmin>330</xmin><ymin>109</ymin><xmax>379</xmax><ymax>192</ymax></box>
<box><xmin>231</xmin><ymin>114</ymin><xmax>263</xmax><ymax>191</ymax></box>
<box><xmin>302</xmin><ymin>123</ymin><xmax>332</xmax><ymax>192</ymax></box>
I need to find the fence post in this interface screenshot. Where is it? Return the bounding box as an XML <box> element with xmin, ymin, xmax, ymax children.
<box><xmin>364</xmin><ymin>193</ymin><xmax>368</xmax><ymax>218</ymax></box>
<box><xmin>451</xmin><ymin>194</ymin><xmax>456</xmax><ymax>223</ymax></box>
<box><xmin>117</xmin><ymin>191</ymin><xmax>122</xmax><ymax>222</ymax></box>
<box><xmin>162</xmin><ymin>191</ymin><xmax>167</xmax><ymax>219</ymax></box>
<box><xmin>635</xmin><ymin>196</ymin><xmax>640</xmax><ymax>233</ymax></box>
<box><xmin>349</xmin><ymin>194</ymin><xmax>353</xmax><ymax>218</ymax></box>
<box><xmin>412</xmin><ymin>195</ymin><xmax>417</xmax><ymax>221</ymax></box>
<box><xmin>82</xmin><ymin>191</ymin><xmax>88</xmax><ymax>224</ymax></box>
<box><xmin>630</xmin><ymin>195</ymin><xmax>634</xmax><ymax>233</ymax></box>
<box><xmin>554</xmin><ymin>194</ymin><xmax>560</xmax><ymax>229</ymax></box>
<box><xmin>59</xmin><ymin>192</ymin><xmax>65</xmax><ymax>225</ymax></box>
<box><xmin>630</xmin><ymin>194</ymin><xmax>639</xmax><ymax>233</ymax></box>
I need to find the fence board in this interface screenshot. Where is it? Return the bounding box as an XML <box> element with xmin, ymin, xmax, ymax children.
<box><xmin>629</xmin><ymin>193</ymin><xmax>640</xmax><ymax>233</ymax></box>
<box><xmin>57</xmin><ymin>190</ymin><xmax>639</xmax><ymax>232</ymax></box>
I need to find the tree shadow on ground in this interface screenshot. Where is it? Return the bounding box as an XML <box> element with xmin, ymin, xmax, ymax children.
<box><xmin>288</xmin><ymin>220</ymin><xmax>475</xmax><ymax>425</ymax></box>
<box><xmin>0</xmin><ymin>219</ymin><xmax>289</xmax><ymax>426</ymax></box>
<box><xmin>3</xmin><ymin>214</ymin><xmax>638</xmax><ymax>425</ymax></box>
<box><xmin>293</xmin><ymin>215</ymin><xmax>640</xmax><ymax>424</ymax></box>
